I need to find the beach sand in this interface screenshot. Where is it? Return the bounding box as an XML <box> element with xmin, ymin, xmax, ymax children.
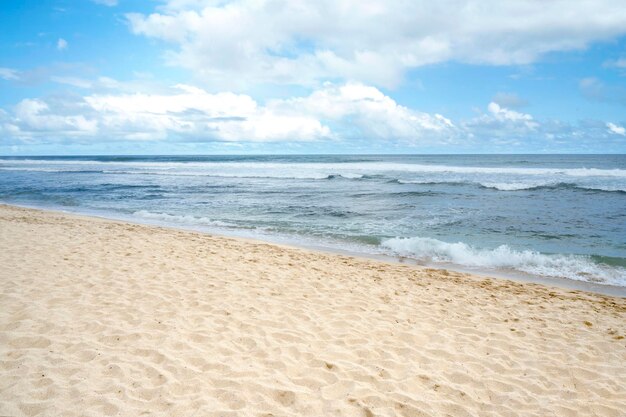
<box><xmin>0</xmin><ymin>204</ymin><xmax>624</xmax><ymax>417</ymax></box>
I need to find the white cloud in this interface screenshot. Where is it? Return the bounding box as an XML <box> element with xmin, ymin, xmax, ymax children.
<box><xmin>57</xmin><ymin>38</ymin><xmax>68</xmax><ymax>51</ymax></box>
<box><xmin>82</xmin><ymin>85</ymin><xmax>315</xmax><ymax>142</ymax></box>
<box><xmin>580</xmin><ymin>77</ymin><xmax>626</xmax><ymax>105</ymax></box>
<box><xmin>92</xmin><ymin>0</ymin><xmax>118</xmax><ymax>6</ymax></box>
<box><xmin>127</xmin><ymin>0</ymin><xmax>626</xmax><ymax>88</ymax></box>
<box><xmin>463</xmin><ymin>102</ymin><xmax>539</xmax><ymax>139</ymax></box>
<box><xmin>607</xmin><ymin>122</ymin><xmax>626</xmax><ymax>136</ymax></box>
<box><xmin>48</xmin><ymin>75</ymin><xmax>152</xmax><ymax>91</ymax></box>
<box><xmin>604</xmin><ymin>58</ymin><xmax>626</xmax><ymax>69</ymax></box>
<box><xmin>486</xmin><ymin>102</ymin><xmax>537</xmax><ymax>128</ymax></box>
<box><xmin>50</xmin><ymin>76</ymin><xmax>93</xmax><ymax>89</ymax></box>
<box><xmin>1</xmin><ymin>82</ymin><xmax>622</xmax><ymax>151</ymax></box>
<box><xmin>0</xmin><ymin>67</ymin><xmax>20</xmax><ymax>81</ymax></box>
<box><xmin>6</xmin><ymin>84</ymin><xmax>331</xmax><ymax>142</ymax></box>
<box><xmin>1</xmin><ymin>82</ymin><xmax>455</xmax><ymax>144</ymax></box>
<box><xmin>273</xmin><ymin>82</ymin><xmax>455</xmax><ymax>141</ymax></box>
<box><xmin>492</xmin><ymin>92</ymin><xmax>528</xmax><ymax>109</ymax></box>
<box><xmin>14</xmin><ymin>99</ymin><xmax>97</xmax><ymax>136</ymax></box>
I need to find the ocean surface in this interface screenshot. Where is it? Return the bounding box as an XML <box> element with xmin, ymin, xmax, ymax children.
<box><xmin>1</xmin><ymin>154</ymin><xmax>625</xmax><ymax>287</ymax></box>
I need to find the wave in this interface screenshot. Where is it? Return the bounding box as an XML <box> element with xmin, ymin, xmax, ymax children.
<box><xmin>581</xmin><ymin>185</ymin><xmax>626</xmax><ymax>194</ymax></box>
<box><xmin>4</xmin><ymin>166</ymin><xmax>625</xmax><ymax>193</ymax></box>
<box><xmin>0</xmin><ymin>167</ymin><xmax>104</xmax><ymax>174</ymax></box>
<box><xmin>381</xmin><ymin>236</ymin><xmax>626</xmax><ymax>286</ymax></box>
<box><xmin>133</xmin><ymin>210</ymin><xmax>237</xmax><ymax>228</ymax></box>
<box><xmin>4</xmin><ymin>164</ymin><xmax>625</xmax><ymax>193</ymax></box>
<box><xmin>326</xmin><ymin>173</ymin><xmax>364</xmax><ymax>180</ymax></box>
<box><xmin>396</xmin><ymin>179</ymin><xmax>626</xmax><ymax>193</ymax></box>
<box><xmin>479</xmin><ymin>182</ymin><xmax>626</xmax><ymax>193</ymax></box>
<box><xmin>3</xmin><ymin>160</ymin><xmax>626</xmax><ymax>177</ymax></box>
<box><xmin>111</xmin><ymin>171</ymin><xmax>366</xmax><ymax>180</ymax></box>
<box><xmin>393</xmin><ymin>179</ymin><xmax>466</xmax><ymax>186</ymax></box>
<box><xmin>479</xmin><ymin>182</ymin><xmax>554</xmax><ymax>191</ymax></box>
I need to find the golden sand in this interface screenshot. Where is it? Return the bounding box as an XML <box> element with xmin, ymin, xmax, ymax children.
<box><xmin>0</xmin><ymin>204</ymin><xmax>624</xmax><ymax>416</ymax></box>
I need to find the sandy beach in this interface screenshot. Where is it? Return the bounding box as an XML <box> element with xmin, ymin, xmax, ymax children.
<box><xmin>0</xmin><ymin>204</ymin><xmax>624</xmax><ymax>416</ymax></box>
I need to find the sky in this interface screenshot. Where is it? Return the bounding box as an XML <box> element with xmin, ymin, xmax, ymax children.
<box><xmin>1</xmin><ymin>0</ymin><xmax>626</xmax><ymax>155</ymax></box>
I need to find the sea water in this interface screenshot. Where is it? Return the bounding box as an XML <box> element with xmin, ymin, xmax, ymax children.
<box><xmin>1</xmin><ymin>154</ymin><xmax>625</xmax><ymax>287</ymax></box>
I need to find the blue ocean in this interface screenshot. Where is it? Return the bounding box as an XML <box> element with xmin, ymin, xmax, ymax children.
<box><xmin>1</xmin><ymin>154</ymin><xmax>625</xmax><ymax>288</ymax></box>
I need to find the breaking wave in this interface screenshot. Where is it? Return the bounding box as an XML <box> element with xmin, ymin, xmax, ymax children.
<box><xmin>2</xmin><ymin>159</ymin><xmax>626</xmax><ymax>177</ymax></box>
<box><xmin>382</xmin><ymin>236</ymin><xmax>626</xmax><ymax>286</ymax></box>
<box><xmin>133</xmin><ymin>210</ymin><xmax>237</xmax><ymax>228</ymax></box>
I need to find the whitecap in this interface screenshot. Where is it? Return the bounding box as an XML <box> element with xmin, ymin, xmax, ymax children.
<box><xmin>381</xmin><ymin>236</ymin><xmax>626</xmax><ymax>286</ymax></box>
<box><xmin>133</xmin><ymin>210</ymin><xmax>236</xmax><ymax>228</ymax></box>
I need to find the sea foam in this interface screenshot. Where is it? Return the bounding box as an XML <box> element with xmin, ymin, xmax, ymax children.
<box><xmin>133</xmin><ymin>210</ymin><xmax>236</xmax><ymax>228</ymax></box>
<box><xmin>3</xmin><ymin>159</ymin><xmax>626</xmax><ymax>177</ymax></box>
<box><xmin>382</xmin><ymin>236</ymin><xmax>626</xmax><ymax>286</ymax></box>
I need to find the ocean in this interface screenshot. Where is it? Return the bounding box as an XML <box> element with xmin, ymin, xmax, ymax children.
<box><xmin>1</xmin><ymin>154</ymin><xmax>625</xmax><ymax>288</ymax></box>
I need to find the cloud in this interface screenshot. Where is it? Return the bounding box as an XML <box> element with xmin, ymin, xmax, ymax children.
<box><xmin>126</xmin><ymin>0</ymin><xmax>626</xmax><ymax>89</ymax></box>
<box><xmin>273</xmin><ymin>83</ymin><xmax>455</xmax><ymax>142</ymax></box>
<box><xmin>50</xmin><ymin>76</ymin><xmax>94</xmax><ymax>89</ymax></box>
<box><xmin>580</xmin><ymin>77</ymin><xmax>626</xmax><ymax>105</ymax></box>
<box><xmin>1</xmin><ymin>82</ymin><xmax>623</xmax><ymax>152</ymax></box>
<box><xmin>11</xmin><ymin>98</ymin><xmax>97</xmax><ymax>138</ymax></box>
<box><xmin>92</xmin><ymin>0</ymin><xmax>118</xmax><ymax>6</ymax></box>
<box><xmin>486</xmin><ymin>102</ymin><xmax>536</xmax><ymax>126</ymax></box>
<box><xmin>1</xmin><ymin>82</ymin><xmax>455</xmax><ymax>144</ymax></box>
<box><xmin>0</xmin><ymin>67</ymin><xmax>20</xmax><ymax>81</ymax></box>
<box><xmin>57</xmin><ymin>38</ymin><xmax>68</xmax><ymax>51</ymax></box>
<box><xmin>466</xmin><ymin>102</ymin><xmax>538</xmax><ymax>134</ymax></box>
<box><xmin>48</xmin><ymin>75</ymin><xmax>130</xmax><ymax>90</ymax></box>
<box><xmin>491</xmin><ymin>92</ymin><xmax>528</xmax><ymax>109</ymax></box>
<box><xmin>458</xmin><ymin>102</ymin><xmax>547</xmax><ymax>148</ymax></box>
<box><xmin>4</xmin><ymin>84</ymin><xmax>331</xmax><ymax>142</ymax></box>
<box><xmin>603</xmin><ymin>58</ymin><xmax>626</xmax><ymax>69</ymax></box>
<box><xmin>607</xmin><ymin>122</ymin><xmax>626</xmax><ymax>136</ymax></box>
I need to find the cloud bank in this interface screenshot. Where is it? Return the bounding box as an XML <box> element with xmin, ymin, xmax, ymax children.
<box><xmin>127</xmin><ymin>0</ymin><xmax>626</xmax><ymax>88</ymax></box>
<box><xmin>0</xmin><ymin>83</ymin><xmax>458</xmax><ymax>144</ymax></box>
<box><xmin>1</xmin><ymin>1</ymin><xmax>625</xmax><ymax>153</ymax></box>
<box><xmin>2</xmin><ymin>81</ymin><xmax>623</xmax><ymax>153</ymax></box>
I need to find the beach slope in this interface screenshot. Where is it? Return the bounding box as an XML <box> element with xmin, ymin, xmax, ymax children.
<box><xmin>0</xmin><ymin>204</ymin><xmax>624</xmax><ymax>416</ymax></box>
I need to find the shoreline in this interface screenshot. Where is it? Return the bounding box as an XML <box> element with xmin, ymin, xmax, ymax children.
<box><xmin>3</xmin><ymin>202</ymin><xmax>624</xmax><ymax>297</ymax></box>
<box><xmin>1</xmin><ymin>203</ymin><xmax>625</xmax><ymax>416</ymax></box>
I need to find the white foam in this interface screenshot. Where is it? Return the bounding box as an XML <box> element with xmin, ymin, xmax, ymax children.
<box><xmin>577</xmin><ymin>184</ymin><xmax>626</xmax><ymax>193</ymax></box>
<box><xmin>105</xmin><ymin>170</ymin><xmax>327</xmax><ymax>179</ymax></box>
<box><xmin>479</xmin><ymin>182</ymin><xmax>550</xmax><ymax>191</ymax></box>
<box><xmin>382</xmin><ymin>236</ymin><xmax>626</xmax><ymax>286</ymax></box>
<box><xmin>3</xmin><ymin>159</ymin><xmax>626</xmax><ymax>178</ymax></box>
<box><xmin>0</xmin><ymin>167</ymin><xmax>90</xmax><ymax>173</ymax></box>
<box><xmin>133</xmin><ymin>210</ymin><xmax>236</xmax><ymax>228</ymax></box>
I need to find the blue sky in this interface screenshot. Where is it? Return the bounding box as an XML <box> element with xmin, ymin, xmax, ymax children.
<box><xmin>1</xmin><ymin>0</ymin><xmax>625</xmax><ymax>155</ymax></box>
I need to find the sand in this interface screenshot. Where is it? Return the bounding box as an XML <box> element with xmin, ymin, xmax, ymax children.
<box><xmin>0</xmin><ymin>204</ymin><xmax>624</xmax><ymax>417</ymax></box>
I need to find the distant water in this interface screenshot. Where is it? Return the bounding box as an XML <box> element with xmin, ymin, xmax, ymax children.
<box><xmin>1</xmin><ymin>154</ymin><xmax>625</xmax><ymax>287</ymax></box>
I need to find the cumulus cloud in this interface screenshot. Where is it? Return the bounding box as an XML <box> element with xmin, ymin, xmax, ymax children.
<box><xmin>13</xmin><ymin>98</ymin><xmax>97</xmax><ymax>136</ymax></box>
<box><xmin>1</xmin><ymin>81</ymin><xmax>623</xmax><ymax>152</ymax></box>
<box><xmin>273</xmin><ymin>83</ymin><xmax>455</xmax><ymax>142</ymax></box>
<box><xmin>486</xmin><ymin>102</ymin><xmax>537</xmax><ymax>127</ymax></box>
<box><xmin>464</xmin><ymin>102</ymin><xmax>538</xmax><ymax>139</ymax></box>
<box><xmin>126</xmin><ymin>0</ymin><xmax>626</xmax><ymax>88</ymax></box>
<box><xmin>57</xmin><ymin>38</ymin><xmax>68</xmax><ymax>51</ymax></box>
<box><xmin>3</xmin><ymin>84</ymin><xmax>331</xmax><ymax>142</ymax></box>
<box><xmin>607</xmin><ymin>122</ymin><xmax>626</xmax><ymax>136</ymax></box>
<box><xmin>0</xmin><ymin>82</ymin><xmax>459</xmax><ymax>144</ymax></box>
